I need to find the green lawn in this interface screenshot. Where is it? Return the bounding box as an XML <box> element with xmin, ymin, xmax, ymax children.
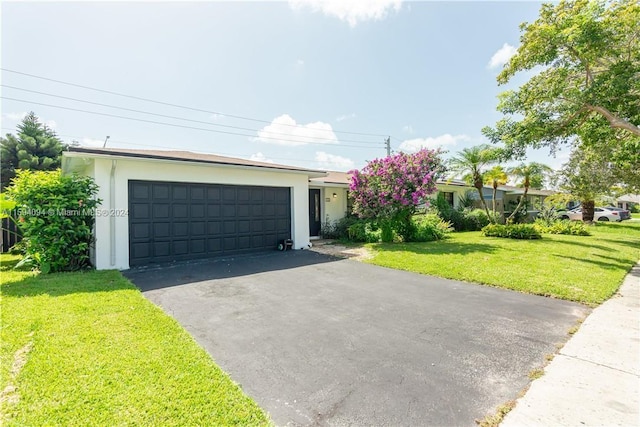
<box><xmin>0</xmin><ymin>255</ymin><xmax>270</xmax><ymax>426</ymax></box>
<box><xmin>366</xmin><ymin>221</ymin><xmax>640</xmax><ymax>305</ymax></box>
<box><xmin>632</xmin><ymin>213</ymin><xmax>640</xmax><ymax>219</ymax></box>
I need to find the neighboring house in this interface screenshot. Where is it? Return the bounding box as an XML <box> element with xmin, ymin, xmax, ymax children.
<box><xmin>616</xmin><ymin>194</ymin><xmax>639</xmax><ymax>211</ymax></box>
<box><xmin>62</xmin><ymin>147</ymin><xmax>328</xmax><ymax>270</ymax></box>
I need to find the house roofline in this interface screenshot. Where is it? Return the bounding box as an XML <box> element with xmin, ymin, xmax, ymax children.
<box><xmin>64</xmin><ymin>147</ymin><xmax>328</xmax><ymax>178</ymax></box>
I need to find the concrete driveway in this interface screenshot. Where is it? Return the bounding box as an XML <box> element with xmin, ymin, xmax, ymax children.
<box><xmin>125</xmin><ymin>251</ymin><xmax>589</xmax><ymax>426</ymax></box>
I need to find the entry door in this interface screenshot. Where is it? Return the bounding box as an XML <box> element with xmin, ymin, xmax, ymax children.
<box><xmin>309</xmin><ymin>189</ymin><xmax>321</xmax><ymax>237</ymax></box>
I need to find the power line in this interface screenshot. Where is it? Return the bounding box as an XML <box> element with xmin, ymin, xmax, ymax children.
<box><xmin>1</xmin><ymin>67</ymin><xmax>389</xmax><ymax>138</ymax></box>
<box><xmin>0</xmin><ymin>127</ymin><xmax>342</xmax><ymax>166</ymax></box>
<box><xmin>1</xmin><ymin>96</ymin><xmax>382</xmax><ymax>149</ymax></box>
<box><xmin>1</xmin><ymin>85</ymin><xmax>381</xmax><ymax>146</ymax></box>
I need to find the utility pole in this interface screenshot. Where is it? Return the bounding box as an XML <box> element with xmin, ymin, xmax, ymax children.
<box><xmin>385</xmin><ymin>136</ymin><xmax>391</xmax><ymax>157</ymax></box>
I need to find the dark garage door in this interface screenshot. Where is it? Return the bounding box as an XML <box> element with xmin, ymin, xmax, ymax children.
<box><xmin>128</xmin><ymin>180</ymin><xmax>291</xmax><ymax>266</ymax></box>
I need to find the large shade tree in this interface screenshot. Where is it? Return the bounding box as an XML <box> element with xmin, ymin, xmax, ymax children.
<box><xmin>1</xmin><ymin>112</ymin><xmax>65</xmax><ymax>189</ymax></box>
<box><xmin>448</xmin><ymin>144</ymin><xmax>498</xmax><ymax>219</ymax></box>
<box><xmin>482</xmin><ymin>0</ymin><xmax>640</xmax><ymax>191</ymax></box>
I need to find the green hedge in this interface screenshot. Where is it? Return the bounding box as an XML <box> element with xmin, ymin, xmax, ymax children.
<box><xmin>533</xmin><ymin>219</ymin><xmax>591</xmax><ymax>236</ymax></box>
<box><xmin>482</xmin><ymin>223</ymin><xmax>542</xmax><ymax>240</ymax></box>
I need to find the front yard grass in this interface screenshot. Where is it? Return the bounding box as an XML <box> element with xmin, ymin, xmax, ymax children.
<box><xmin>0</xmin><ymin>254</ymin><xmax>270</xmax><ymax>426</ymax></box>
<box><xmin>366</xmin><ymin>221</ymin><xmax>640</xmax><ymax>305</ymax></box>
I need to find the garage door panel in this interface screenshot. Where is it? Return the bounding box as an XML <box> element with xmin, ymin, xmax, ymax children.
<box><xmin>153</xmin><ymin>204</ymin><xmax>170</xmax><ymax>219</ymax></box>
<box><xmin>191</xmin><ymin>204</ymin><xmax>205</xmax><ymax>218</ymax></box>
<box><xmin>208</xmin><ymin>204</ymin><xmax>221</xmax><ymax>217</ymax></box>
<box><xmin>131</xmin><ymin>223</ymin><xmax>150</xmax><ymax>239</ymax></box>
<box><xmin>173</xmin><ymin>186</ymin><xmax>188</xmax><ymax>199</ymax></box>
<box><xmin>153</xmin><ymin>184</ymin><xmax>170</xmax><ymax>199</ymax></box>
<box><xmin>131</xmin><ymin>203</ymin><xmax>150</xmax><ymax>220</ymax></box>
<box><xmin>173</xmin><ymin>222</ymin><xmax>189</xmax><ymax>236</ymax></box>
<box><xmin>129</xmin><ymin>180</ymin><xmax>291</xmax><ymax>266</ymax></box>
<box><xmin>173</xmin><ymin>204</ymin><xmax>188</xmax><ymax>218</ymax></box>
<box><xmin>191</xmin><ymin>186</ymin><xmax>205</xmax><ymax>201</ymax></box>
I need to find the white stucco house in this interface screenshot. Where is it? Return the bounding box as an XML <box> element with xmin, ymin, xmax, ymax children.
<box><xmin>62</xmin><ymin>147</ymin><xmax>556</xmax><ymax>270</ymax></box>
<box><xmin>62</xmin><ymin>147</ymin><xmax>348</xmax><ymax>270</ymax></box>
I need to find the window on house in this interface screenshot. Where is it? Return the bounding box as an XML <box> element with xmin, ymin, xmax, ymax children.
<box><xmin>442</xmin><ymin>192</ymin><xmax>454</xmax><ymax>207</ymax></box>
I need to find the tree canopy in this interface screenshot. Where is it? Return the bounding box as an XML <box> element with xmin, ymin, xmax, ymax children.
<box><xmin>482</xmin><ymin>0</ymin><xmax>639</xmax><ymax>190</ymax></box>
<box><xmin>1</xmin><ymin>112</ymin><xmax>65</xmax><ymax>189</ymax></box>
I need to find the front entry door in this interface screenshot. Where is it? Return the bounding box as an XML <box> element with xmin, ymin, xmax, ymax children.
<box><xmin>309</xmin><ymin>189</ymin><xmax>321</xmax><ymax>237</ymax></box>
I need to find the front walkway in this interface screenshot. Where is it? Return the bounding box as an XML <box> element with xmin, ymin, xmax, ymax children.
<box><xmin>502</xmin><ymin>263</ymin><xmax>640</xmax><ymax>426</ymax></box>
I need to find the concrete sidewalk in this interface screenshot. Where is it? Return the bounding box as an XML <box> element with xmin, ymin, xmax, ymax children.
<box><xmin>502</xmin><ymin>263</ymin><xmax>640</xmax><ymax>427</ymax></box>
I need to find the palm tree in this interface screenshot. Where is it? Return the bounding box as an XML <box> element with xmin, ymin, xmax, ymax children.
<box><xmin>483</xmin><ymin>166</ymin><xmax>508</xmax><ymax>217</ymax></box>
<box><xmin>448</xmin><ymin>144</ymin><xmax>498</xmax><ymax>219</ymax></box>
<box><xmin>507</xmin><ymin>162</ymin><xmax>553</xmax><ymax>222</ymax></box>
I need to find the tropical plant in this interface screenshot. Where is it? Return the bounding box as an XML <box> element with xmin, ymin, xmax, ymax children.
<box><xmin>448</xmin><ymin>144</ymin><xmax>498</xmax><ymax>219</ymax></box>
<box><xmin>349</xmin><ymin>149</ymin><xmax>443</xmax><ymax>241</ymax></box>
<box><xmin>507</xmin><ymin>162</ymin><xmax>552</xmax><ymax>222</ymax></box>
<box><xmin>1</xmin><ymin>112</ymin><xmax>65</xmax><ymax>189</ymax></box>
<box><xmin>482</xmin><ymin>223</ymin><xmax>542</xmax><ymax>239</ymax></box>
<box><xmin>483</xmin><ymin>165</ymin><xmax>508</xmax><ymax>217</ymax></box>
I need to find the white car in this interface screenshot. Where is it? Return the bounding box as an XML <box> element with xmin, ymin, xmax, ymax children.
<box><xmin>561</xmin><ymin>207</ymin><xmax>622</xmax><ymax>222</ymax></box>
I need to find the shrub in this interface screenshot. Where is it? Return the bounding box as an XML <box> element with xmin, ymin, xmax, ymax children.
<box><xmin>533</xmin><ymin>219</ymin><xmax>591</xmax><ymax>236</ymax></box>
<box><xmin>411</xmin><ymin>213</ymin><xmax>453</xmax><ymax>242</ymax></box>
<box><xmin>6</xmin><ymin>170</ymin><xmax>100</xmax><ymax>273</ymax></box>
<box><xmin>347</xmin><ymin>219</ymin><xmax>383</xmax><ymax>243</ymax></box>
<box><xmin>432</xmin><ymin>192</ymin><xmax>497</xmax><ymax>231</ymax></box>
<box><xmin>321</xmin><ymin>215</ymin><xmax>360</xmax><ymax>240</ymax></box>
<box><xmin>482</xmin><ymin>223</ymin><xmax>542</xmax><ymax>239</ymax></box>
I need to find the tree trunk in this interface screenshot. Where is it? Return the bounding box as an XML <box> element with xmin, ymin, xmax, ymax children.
<box><xmin>507</xmin><ymin>186</ymin><xmax>529</xmax><ymax>223</ymax></box>
<box><xmin>474</xmin><ymin>182</ymin><xmax>492</xmax><ymax>220</ymax></box>
<box><xmin>582</xmin><ymin>200</ymin><xmax>595</xmax><ymax>222</ymax></box>
<box><xmin>492</xmin><ymin>185</ymin><xmax>497</xmax><ymax>217</ymax></box>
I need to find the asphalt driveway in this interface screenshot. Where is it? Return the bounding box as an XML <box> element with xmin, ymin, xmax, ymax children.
<box><xmin>125</xmin><ymin>250</ymin><xmax>589</xmax><ymax>426</ymax></box>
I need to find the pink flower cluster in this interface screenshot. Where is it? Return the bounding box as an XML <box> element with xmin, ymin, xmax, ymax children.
<box><xmin>349</xmin><ymin>149</ymin><xmax>443</xmax><ymax>219</ymax></box>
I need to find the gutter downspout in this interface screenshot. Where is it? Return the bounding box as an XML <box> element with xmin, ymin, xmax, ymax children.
<box><xmin>110</xmin><ymin>160</ymin><xmax>117</xmax><ymax>267</ymax></box>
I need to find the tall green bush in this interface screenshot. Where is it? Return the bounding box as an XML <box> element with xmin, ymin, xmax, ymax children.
<box><xmin>6</xmin><ymin>170</ymin><xmax>100</xmax><ymax>272</ymax></box>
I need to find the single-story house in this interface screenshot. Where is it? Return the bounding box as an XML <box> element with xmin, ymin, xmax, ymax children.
<box><xmin>63</xmin><ymin>147</ymin><xmax>344</xmax><ymax>270</ymax></box>
<box><xmin>62</xmin><ymin>147</ymin><xmax>556</xmax><ymax>270</ymax></box>
<box><xmin>616</xmin><ymin>194</ymin><xmax>639</xmax><ymax>211</ymax></box>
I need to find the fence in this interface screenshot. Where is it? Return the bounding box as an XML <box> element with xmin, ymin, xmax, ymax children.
<box><xmin>1</xmin><ymin>216</ymin><xmax>22</xmax><ymax>253</ymax></box>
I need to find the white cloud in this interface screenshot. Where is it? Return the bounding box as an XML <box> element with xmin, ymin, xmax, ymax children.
<box><xmin>210</xmin><ymin>113</ymin><xmax>223</xmax><ymax>121</ymax></box>
<box><xmin>296</xmin><ymin>59</ymin><xmax>305</xmax><ymax>66</ymax></box>
<box><xmin>79</xmin><ymin>138</ymin><xmax>104</xmax><ymax>147</ymax></box>
<box><xmin>44</xmin><ymin>120</ymin><xmax>57</xmax><ymax>129</ymax></box>
<box><xmin>255</xmin><ymin>114</ymin><xmax>338</xmax><ymax>146</ymax></box>
<box><xmin>315</xmin><ymin>151</ymin><xmax>355</xmax><ymax>170</ymax></box>
<box><xmin>3</xmin><ymin>112</ymin><xmax>27</xmax><ymax>121</ymax></box>
<box><xmin>402</xmin><ymin>124</ymin><xmax>414</xmax><ymax>134</ymax></box>
<box><xmin>289</xmin><ymin>0</ymin><xmax>402</xmax><ymax>27</ymax></box>
<box><xmin>488</xmin><ymin>43</ymin><xmax>517</xmax><ymax>69</ymax></box>
<box><xmin>336</xmin><ymin>113</ymin><xmax>356</xmax><ymax>122</ymax></box>
<box><xmin>249</xmin><ymin>152</ymin><xmax>274</xmax><ymax>163</ymax></box>
<box><xmin>399</xmin><ymin>133</ymin><xmax>471</xmax><ymax>153</ymax></box>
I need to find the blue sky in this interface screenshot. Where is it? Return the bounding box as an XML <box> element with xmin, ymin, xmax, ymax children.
<box><xmin>1</xmin><ymin>0</ymin><xmax>569</xmax><ymax>173</ymax></box>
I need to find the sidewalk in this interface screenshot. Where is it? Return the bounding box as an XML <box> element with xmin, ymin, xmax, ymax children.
<box><xmin>501</xmin><ymin>263</ymin><xmax>640</xmax><ymax>426</ymax></box>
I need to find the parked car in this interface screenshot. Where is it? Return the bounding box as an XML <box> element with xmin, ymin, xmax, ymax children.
<box><xmin>560</xmin><ymin>207</ymin><xmax>623</xmax><ymax>222</ymax></box>
<box><xmin>604</xmin><ymin>206</ymin><xmax>631</xmax><ymax>221</ymax></box>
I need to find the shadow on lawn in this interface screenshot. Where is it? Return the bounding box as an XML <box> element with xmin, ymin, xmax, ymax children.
<box><xmin>1</xmin><ymin>268</ymin><xmax>133</xmax><ymax>298</ymax></box>
<box><xmin>371</xmin><ymin>240</ymin><xmax>498</xmax><ymax>256</ymax></box>
<box><xmin>553</xmin><ymin>253</ymin><xmax>636</xmax><ymax>270</ymax></box>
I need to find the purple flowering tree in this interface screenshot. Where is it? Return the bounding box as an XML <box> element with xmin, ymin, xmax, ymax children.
<box><xmin>349</xmin><ymin>149</ymin><xmax>444</xmax><ymax>240</ymax></box>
